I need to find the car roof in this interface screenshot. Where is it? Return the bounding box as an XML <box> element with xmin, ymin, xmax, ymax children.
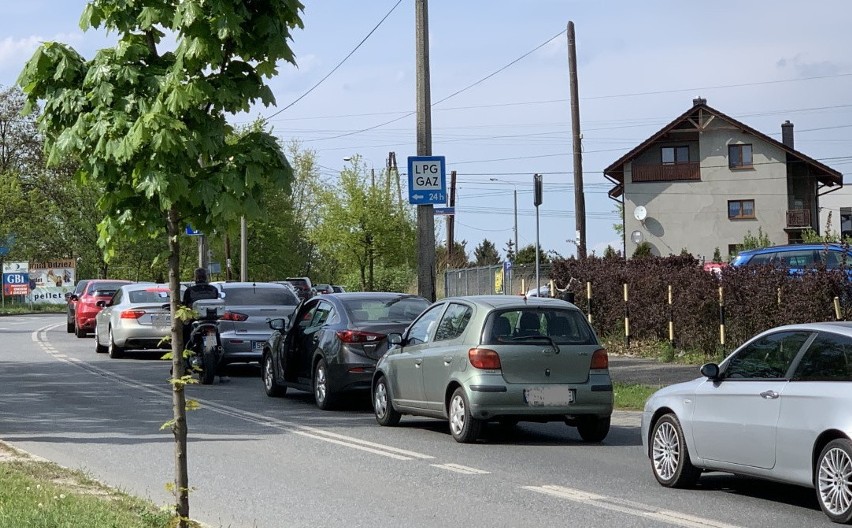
<box><xmin>119</xmin><ymin>283</ymin><xmax>172</xmax><ymax>291</ymax></box>
<box><xmin>214</xmin><ymin>281</ymin><xmax>289</xmax><ymax>289</ymax></box>
<box><xmin>440</xmin><ymin>294</ymin><xmax>573</xmax><ymax>310</ymax></box>
<box><xmin>737</xmin><ymin>243</ymin><xmax>849</xmax><ymax>256</ymax></box>
<box><xmin>757</xmin><ymin>321</ymin><xmax>852</xmax><ymax>337</ymax></box>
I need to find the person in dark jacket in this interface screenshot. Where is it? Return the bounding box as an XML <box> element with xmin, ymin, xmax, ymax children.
<box><xmin>181</xmin><ymin>268</ymin><xmax>228</xmax><ymax>382</ymax></box>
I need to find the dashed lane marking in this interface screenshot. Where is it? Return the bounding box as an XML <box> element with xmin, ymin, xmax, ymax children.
<box><xmin>431</xmin><ymin>463</ymin><xmax>490</xmax><ymax>475</ymax></box>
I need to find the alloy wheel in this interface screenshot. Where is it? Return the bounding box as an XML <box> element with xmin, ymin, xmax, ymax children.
<box><xmin>449</xmin><ymin>394</ymin><xmax>466</xmax><ymax>436</ymax></box>
<box><xmin>374</xmin><ymin>380</ymin><xmax>389</xmax><ymax>419</ymax></box>
<box><xmin>263</xmin><ymin>357</ymin><xmax>274</xmax><ymax>391</ymax></box>
<box><xmin>652</xmin><ymin>421</ymin><xmax>680</xmax><ymax>481</ymax></box>
<box><xmin>818</xmin><ymin>446</ymin><xmax>852</xmax><ymax>516</ymax></box>
<box><xmin>315</xmin><ymin>363</ymin><xmax>327</xmax><ymax>404</ymax></box>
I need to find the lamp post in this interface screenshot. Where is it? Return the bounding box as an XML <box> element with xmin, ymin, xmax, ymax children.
<box><xmin>489</xmin><ymin>178</ymin><xmax>518</xmax><ymax>259</ymax></box>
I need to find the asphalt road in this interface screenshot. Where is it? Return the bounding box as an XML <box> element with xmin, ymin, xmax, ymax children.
<box><xmin>0</xmin><ymin>314</ymin><xmax>830</xmax><ymax>528</ymax></box>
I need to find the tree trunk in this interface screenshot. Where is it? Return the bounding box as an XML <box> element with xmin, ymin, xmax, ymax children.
<box><xmin>167</xmin><ymin>206</ymin><xmax>190</xmax><ymax>526</ymax></box>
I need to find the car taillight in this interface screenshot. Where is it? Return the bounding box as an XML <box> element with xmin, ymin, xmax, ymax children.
<box><xmin>336</xmin><ymin>330</ymin><xmax>386</xmax><ymax>343</ymax></box>
<box><xmin>590</xmin><ymin>348</ymin><xmax>609</xmax><ymax>370</ymax></box>
<box><xmin>468</xmin><ymin>348</ymin><xmax>501</xmax><ymax>369</ymax></box>
<box><xmin>220</xmin><ymin>311</ymin><xmax>248</xmax><ymax>321</ymax></box>
<box><xmin>120</xmin><ymin>310</ymin><xmax>145</xmax><ymax>319</ymax></box>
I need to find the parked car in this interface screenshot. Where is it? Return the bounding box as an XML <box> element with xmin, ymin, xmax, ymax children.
<box><xmin>285</xmin><ymin>277</ymin><xmax>314</xmax><ymax>301</ymax></box>
<box><xmin>93</xmin><ymin>283</ymin><xmax>175</xmax><ymax>358</ymax></box>
<box><xmin>262</xmin><ymin>292</ymin><xmax>430</xmax><ymax>410</ymax></box>
<box><xmin>642</xmin><ymin>321</ymin><xmax>852</xmax><ymax>524</ymax></box>
<box><xmin>372</xmin><ymin>295</ymin><xmax>613</xmax><ymax>443</ymax></box>
<box><xmin>731</xmin><ymin>243</ymin><xmax>852</xmax><ymax>273</ymax></box>
<box><xmin>313</xmin><ymin>283</ymin><xmax>334</xmax><ymax>295</ymax></box>
<box><xmin>71</xmin><ymin>280</ymin><xmax>132</xmax><ymax>337</ymax></box>
<box><xmin>65</xmin><ymin>279</ymin><xmax>91</xmax><ymax>333</ymax></box>
<box><xmin>215</xmin><ymin>282</ymin><xmax>300</xmax><ymax>365</ymax></box>
<box><xmin>331</xmin><ymin>285</ymin><xmax>347</xmax><ymax>293</ymax></box>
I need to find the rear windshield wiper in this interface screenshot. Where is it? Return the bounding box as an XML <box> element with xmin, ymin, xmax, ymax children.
<box><xmin>504</xmin><ymin>334</ymin><xmax>559</xmax><ymax>353</ymax></box>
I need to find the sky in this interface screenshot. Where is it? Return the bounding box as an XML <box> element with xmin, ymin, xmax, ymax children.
<box><xmin>2</xmin><ymin>1</ymin><xmax>852</xmax><ymax>260</ymax></box>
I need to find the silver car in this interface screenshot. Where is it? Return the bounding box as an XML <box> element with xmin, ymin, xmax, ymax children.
<box><xmin>94</xmin><ymin>284</ymin><xmax>175</xmax><ymax>359</ymax></box>
<box><xmin>373</xmin><ymin>295</ymin><xmax>613</xmax><ymax>443</ymax></box>
<box><xmin>641</xmin><ymin>322</ymin><xmax>852</xmax><ymax>524</ymax></box>
<box><xmin>215</xmin><ymin>282</ymin><xmax>300</xmax><ymax>365</ymax></box>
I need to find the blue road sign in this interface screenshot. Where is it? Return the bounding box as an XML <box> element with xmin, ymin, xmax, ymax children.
<box><xmin>185</xmin><ymin>225</ymin><xmax>202</xmax><ymax>236</ymax></box>
<box><xmin>407</xmin><ymin>156</ymin><xmax>447</xmax><ymax>205</ymax></box>
<box><xmin>434</xmin><ymin>207</ymin><xmax>455</xmax><ymax>215</ymax></box>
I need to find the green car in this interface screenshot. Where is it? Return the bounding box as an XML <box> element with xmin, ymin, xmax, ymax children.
<box><xmin>372</xmin><ymin>295</ymin><xmax>613</xmax><ymax>443</ymax></box>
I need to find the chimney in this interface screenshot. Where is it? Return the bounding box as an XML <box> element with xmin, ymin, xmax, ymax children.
<box><xmin>782</xmin><ymin>120</ymin><xmax>794</xmax><ymax>149</ymax></box>
<box><xmin>692</xmin><ymin>96</ymin><xmax>706</xmax><ymax>106</ymax></box>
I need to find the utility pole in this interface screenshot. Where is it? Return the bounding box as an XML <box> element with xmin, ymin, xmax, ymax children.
<box><xmin>513</xmin><ymin>188</ymin><xmax>518</xmax><ymax>260</ymax></box>
<box><xmin>567</xmin><ymin>21</ymin><xmax>587</xmax><ymax>259</ymax></box>
<box><xmin>197</xmin><ymin>235</ymin><xmax>208</xmax><ymax>271</ymax></box>
<box><xmin>224</xmin><ymin>233</ymin><xmax>232</xmax><ymax>281</ymax></box>
<box><xmin>240</xmin><ymin>216</ymin><xmax>247</xmax><ymax>281</ymax></box>
<box><xmin>534</xmin><ymin>174</ymin><xmax>543</xmax><ymax>295</ymax></box>
<box><xmin>415</xmin><ymin>0</ymin><xmax>436</xmax><ymax>301</ymax></box>
<box><xmin>448</xmin><ymin>170</ymin><xmax>457</xmax><ymax>266</ymax></box>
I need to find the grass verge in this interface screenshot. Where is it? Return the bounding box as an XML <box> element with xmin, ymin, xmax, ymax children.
<box><xmin>613</xmin><ymin>382</ymin><xmax>659</xmax><ymax>411</ymax></box>
<box><xmin>0</xmin><ymin>304</ymin><xmax>66</xmax><ymax>316</ymax></box>
<box><xmin>0</xmin><ymin>443</ymin><xmax>200</xmax><ymax>528</ymax></box>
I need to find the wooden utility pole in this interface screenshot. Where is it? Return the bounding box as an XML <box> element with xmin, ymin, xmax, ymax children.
<box><xmin>240</xmin><ymin>216</ymin><xmax>247</xmax><ymax>281</ymax></box>
<box><xmin>567</xmin><ymin>21</ymin><xmax>587</xmax><ymax>259</ymax></box>
<box><xmin>448</xmin><ymin>170</ymin><xmax>457</xmax><ymax>265</ymax></box>
<box><xmin>415</xmin><ymin>0</ymin><xmax>436</xmax><ymax>301</ymax></box>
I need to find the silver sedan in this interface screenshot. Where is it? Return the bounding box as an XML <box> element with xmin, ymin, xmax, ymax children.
<box><xmin>94</xmin><ymin>284</ymin><xmax>175</xmax><ymax>359</ymax></box>
<box><xmin>641</xmin><ymin>322</ymin><xmax>852</xmax><ymax>524</ymax></box>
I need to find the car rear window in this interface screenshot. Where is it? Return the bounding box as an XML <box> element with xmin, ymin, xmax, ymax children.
<box><xmin>484</xmin><ymin>308</ymin><xmax>597</xmax><ymax>345</ymax></box>
<box><xmin>87</xmin><ymin>281</ymin><xmax>128</xmax><ymax>296</ymax></box>
<box><xmin>223</xmin><ymin>287</ymin><xmax>299</xmax><ymax>306</ymax></box>
<box><xmin>343</xmin><ymin>296</ymin><xmax>429</xmax><ymax>323</ymax></box>
<box><xmin>129</xmin><ymin>289</ymin><xmax>171</xmax><ymax>304</ymax></box>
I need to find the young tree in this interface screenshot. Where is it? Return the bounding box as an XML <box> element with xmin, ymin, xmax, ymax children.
<box><xmin>515</xmin><ymin>243</ymin><xmax>551</xmax><ymax>266</ymax></box>
<box><xmin>18</xmin><ymin>1</ymin><xmax>304</xmax><ymax>524</ymax></box>
<box><xmin>473</xmin><ymin>238</ymin><xmax>500</xmax><ymax>266</ymax></box>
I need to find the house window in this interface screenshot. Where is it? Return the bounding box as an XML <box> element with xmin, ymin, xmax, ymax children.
<box><xmin>661</xmin><ymin>146</ymin><xmax>689</xmax><ymax>165</ymax></box>
<box><xmin>728</xmin><ymin>199</ymin><xmax>755</xmax><ymax>219</ymax></box>
<box><xmin>729</xmin><ymin>144</ymin><xmax>753</xmax><ymax>169</ymax></box>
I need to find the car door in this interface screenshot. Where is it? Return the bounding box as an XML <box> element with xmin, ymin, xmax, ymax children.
<box><xmin>391</xmin><ymin>303</ymin><xmax>445</xmax><ymax>408</ymax></box>
<box><xmin>420</xmin><ymin>302</ymin><xmax>474</xmax><ymax>412</ymax></box>
<box><xmin>691</xmin><ymin>330</ymin><xmax>812</xmax><ymax>469</ymax></box>
<box><xmin>284</xmin><ymin>300</ymin><xmax>320</xmax><ymax>383</ymax></box>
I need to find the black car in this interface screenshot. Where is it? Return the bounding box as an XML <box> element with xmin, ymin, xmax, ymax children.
<box><xmin>261</xmin><ymin>292</ymin><xmax>429</xmax><ymax>410</ymax></box>
<box><xmin>65</xmin><ymin>279</ymin><xmax>91</xmax><ymax>333</ymax></box>
<box><xmin>285</xmin><ymin>276</ymin><xmax>314</xmax><ymax>302</ymax></box>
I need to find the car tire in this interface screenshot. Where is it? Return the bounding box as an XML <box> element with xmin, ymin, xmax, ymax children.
<box><xmin>262</xmin><ymin>352</ymin><xmax>286</xmax><ymax>397</ymax></box>
<box><xmin>75</xmin><ymin>323</ymin><xmax>86</xmax><ymax>338</ymax></box>
<box><xmin>651</xmin><ymin>413</ymin><xmax>700</xmax><ymax>488</ymax></box>
<box><xmin>816</xmin><ymin>438</ymin><xmax>852</xmax><ymax>524</ymax></box>
<box><xmin>448</xmin><ymin>387</ymin><xmax>482</xmax><ymax>443</ymax></box>
<box><xmin>576</xmin><ymin>415</ymin><xmax>611</xmax><ymax>443</ymax></box>
<box><xmin>373</xmin><ymin>375</ymin><xmax>401</xmax><ymax>426</ymax></box>
<box><xmin>313</xmin><ymin>358</ymin><xmax>336</xmax><ymax>410</ymax></box>
<box><xmin>108</xmin><ymin>328</ymin><xmax>124</xmax><ymax>359</ymax></box>
<box><xmin>94</xmin><ymin>333</ymin><xmax>107</xmax><ymax>354</ymax></box>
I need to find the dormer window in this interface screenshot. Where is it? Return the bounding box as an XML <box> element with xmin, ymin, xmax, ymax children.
<box><xmin>729</xmin><ymin>144</ymin><xmax>753</xmax><ymax>169</ymax></box>
<box><xmin>661</xmin><ymin>146</ymin><xmax>689</xmax><ymax>165</ymax></box>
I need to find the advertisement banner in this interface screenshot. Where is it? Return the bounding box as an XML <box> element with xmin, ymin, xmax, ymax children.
<box><xmin>27</xmin><ymin>260</ymin><xmax>76</xmax><ymax>304</ymax></box>
<box><xmin>3</xmin><ymin>273</ymin><xmax>29</xmax><ymax>296</ymax></box>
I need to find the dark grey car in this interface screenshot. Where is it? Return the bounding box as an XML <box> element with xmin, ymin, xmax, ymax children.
<box><xmin>262</xmin><ymin>292</ymin><xmax>429</xmax><ymax>410</ymax></box>
<box><xmin>215</xmin><ymin>282</ymin><xmax>300</xmax><ymax>365</ymax></box>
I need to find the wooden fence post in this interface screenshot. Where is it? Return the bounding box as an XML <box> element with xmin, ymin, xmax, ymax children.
<box><xmin>586</xmin><ymin>281</ymin><xmax>593</xmax><ymax>324</ymax></box>
<box><xmin>719</xmin><ymin>286</ymin><xmax>726</xmax><ymax>346</ymax></box>
<box><xmin>834</xmin><ymin>296</ymin><xmax>841</xmax><ymax>321</ymax></box>
<box><xmin>668</xmin><ymin>284</ymin><xmax>674</xmax><ymax>344</ymax></box>
<box><xmin>623</xmin><ymin>283</ymin><xmax>630</xmax><ymax>348</ymax></box>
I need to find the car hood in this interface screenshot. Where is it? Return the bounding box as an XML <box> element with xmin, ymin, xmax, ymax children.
<box><xmin>644</xmin><ymin>376</ymin><xmax>707</xmax><ymax>411</ymax></box>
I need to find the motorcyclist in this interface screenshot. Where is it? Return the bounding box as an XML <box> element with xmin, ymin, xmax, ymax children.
<box><xmin>181</xmin><ymin>267</ymin><xmax>228</xmax><ymax>382</ymax></box>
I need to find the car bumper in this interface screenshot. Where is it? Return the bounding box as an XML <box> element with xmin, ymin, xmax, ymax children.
<box><xmin>640</xmin><ymin>410</ymin><xmax>653</xmax><ymax>457</ymax></box>
<box><xmin>463</xmin><ymin>373</ymin><xmax>614</xmax><ymax>420</ymax></box>
<box><xmin>77</xmin><ymin>316</ymin><xmax>98</xmax><ymax>331</ymax></box>
<box><xmin>114</xmin><ymin>325</ymin><xmax>171</xmax><ymax>350</ymax></box>
<box><xmin>326</xmin><ymin>361</ymin><xmax>376</xmax><ymax>393</ymax></box>
<box><xmin>219</xmin><ymin>332</ymin><xmax>268</xmax><ymax>363</ymax></box>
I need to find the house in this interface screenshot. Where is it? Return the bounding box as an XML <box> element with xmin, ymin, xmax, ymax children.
<box><xmin>604</xmin><ymin>98</ymin><xmax>844</xmax><ymax>260</ymax></box>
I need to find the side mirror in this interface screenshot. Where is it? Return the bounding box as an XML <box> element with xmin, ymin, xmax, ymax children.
<box><xmin>96</xmin><ymin>300</ymin><xmax>106</xmax><ymax>308</ymax></box>
<box><xmin>69</xmin><ymin>294</ymin><xmax>79</xmax><ymax>302</ymax></box>
<box><xmin>700</xmin><ymin>363</ymin><xmax>720</xmax><ymax>380</ymax></box>
<box><xmin>388</xmin><ymin>333</ymin><xmax>403</xmax><ymax>346</ymax></box>
<box><xmin>268</xmin><ymin>318</ymin><xmax>287</xmax><ymax>331</ymax></box>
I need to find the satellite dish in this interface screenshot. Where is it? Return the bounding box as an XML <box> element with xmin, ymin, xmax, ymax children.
<box><xmin>634</xmin><ymin>206</ymin><xmax>647</xmax><ymax>221</ymax></box>
<box><xmin>630</xmin><ymin>230</ymin><xmax>644</xmax><ymax>244</ymax></box>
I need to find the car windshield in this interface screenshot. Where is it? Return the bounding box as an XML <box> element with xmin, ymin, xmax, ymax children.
<box><xmin>223</xmin><ymin>287</ymin><xmax>299</xmax><ymax>306</ymax></box>
<box><xmin>483</xmin><ymin>308</ymin><xmax>596</xmax><ymax>345</ymax></box>
<box><xmin>343</xmin><ymin>296</ymin><xmax>429</xmax><ymax>323</ymax></box>
<box><xmin>88</xmin><ymin>281</ymin><xmax>128</xmax><ymax>296</ymax></box>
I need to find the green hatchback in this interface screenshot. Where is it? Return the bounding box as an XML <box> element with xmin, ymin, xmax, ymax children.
<box><xmin>372</xmin><ymin>295</ymin><xmax>613</xmax><ymax>443</ymax></box>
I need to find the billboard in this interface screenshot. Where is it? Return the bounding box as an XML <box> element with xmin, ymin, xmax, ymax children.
<box><xmin>2</xmin><ymin>261</ymin><xmax>29</xmax><ymax>296</ymax></box>
<box><xmin>27</xmin><ymin>259</ymin><xmax>76</xmax><ymax>304</ymax></box>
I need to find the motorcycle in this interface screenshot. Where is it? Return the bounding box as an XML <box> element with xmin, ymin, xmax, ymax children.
<box><xmin>186</xmin><ymin>300</ymin><xmax>225</xmax><ymax>385</ymax></box>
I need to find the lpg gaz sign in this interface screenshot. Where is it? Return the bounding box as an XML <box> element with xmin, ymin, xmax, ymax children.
<box><xmin>407</xmin><ymin>156</ymin><xmax>446</xmax><ymax>205</ymax></box>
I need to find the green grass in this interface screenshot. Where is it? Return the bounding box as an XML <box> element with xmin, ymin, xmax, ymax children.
<box><xmin>0</xmin><ymin>304</ymin><xmax>65</xmax><ymax>316</ymax></box>
<box><xmin>613</xmin><ymin>382</ymin><xmax>659</xmax><ymax>411</ymax></box>
<box><xmin>0</xmin><ymin>450</ymin><xmax>199</xmax><ymax>528</ymax></box>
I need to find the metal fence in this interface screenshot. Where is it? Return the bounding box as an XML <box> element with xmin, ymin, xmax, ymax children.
<box><xmin>443</xmin><ymin>263</ymin><xmax>553</xmax><ymax>297</ymax></box>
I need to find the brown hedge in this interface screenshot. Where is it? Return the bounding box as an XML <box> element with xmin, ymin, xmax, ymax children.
<box><xmin>550</xmin><ymin>255</ymin><xmax>851</xmax><ymax>356</ymax></box>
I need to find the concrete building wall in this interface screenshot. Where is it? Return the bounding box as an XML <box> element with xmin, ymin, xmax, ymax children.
<box><xmin>623</xmin><ymin>119</ymin><xmax>789</xmax><ymax>261</ymax></box>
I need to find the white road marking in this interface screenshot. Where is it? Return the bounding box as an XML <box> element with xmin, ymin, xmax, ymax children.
<box><xmin>431</xmin><ymin>463</ymin><xmax>490</xmax><ymax>475</ymax></box>
<box><xmin>30</xmin><ymin>323</ymin><xmax>438</xmax><ymax>462</ymax></box>
<box><xmin>523</xmin><ymin>485</ymin><xmax>744</xmax><ymax>528</ymax></box>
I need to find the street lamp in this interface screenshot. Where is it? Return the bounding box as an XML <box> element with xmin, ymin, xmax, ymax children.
<box><xmin>490</xmin><ymin>178</ymin><xmax>518</xmax><ymax>259</ymax></box>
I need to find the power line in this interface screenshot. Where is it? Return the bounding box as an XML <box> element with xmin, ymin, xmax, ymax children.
<box><xmin>265</xmin><ymin>0</ymin><xmax>404</xmax><ymax>119</ymax></box>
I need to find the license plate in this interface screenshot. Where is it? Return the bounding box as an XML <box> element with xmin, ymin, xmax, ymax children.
<box><xmin>524</xmin><ymin>386</ymin><xmax>575</xmax><ymax>407</ymax></box>
<box><xmin>151</xmin><ymin>314</ymin><xmax>170</xmax><ymax>326</ymax></box>
<box><xmin>203</xmin><ymin>334</ymin><xmax>218</xmax><ymax>349</ymax></box>
<box><xmin>252</xmin><ymin>341</ymin><xmax>264</xmax><ymax>351</ymax></box>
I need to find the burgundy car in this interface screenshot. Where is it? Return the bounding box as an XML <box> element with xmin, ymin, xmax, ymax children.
<box><xmin>71</xmin><ymin>280</ymin><xmax>131</xmax><ymax>337</ymax></box>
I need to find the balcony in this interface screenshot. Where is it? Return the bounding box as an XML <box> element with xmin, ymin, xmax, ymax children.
<box><xmin>786</xmin><ymin>209</ymin><xmax>812</xmax><ymax>228</ymax></box>
<box><xmin>631</xmin><ymin>162</ymin><xmax>700</xmax><ymax>183</ymax></box>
